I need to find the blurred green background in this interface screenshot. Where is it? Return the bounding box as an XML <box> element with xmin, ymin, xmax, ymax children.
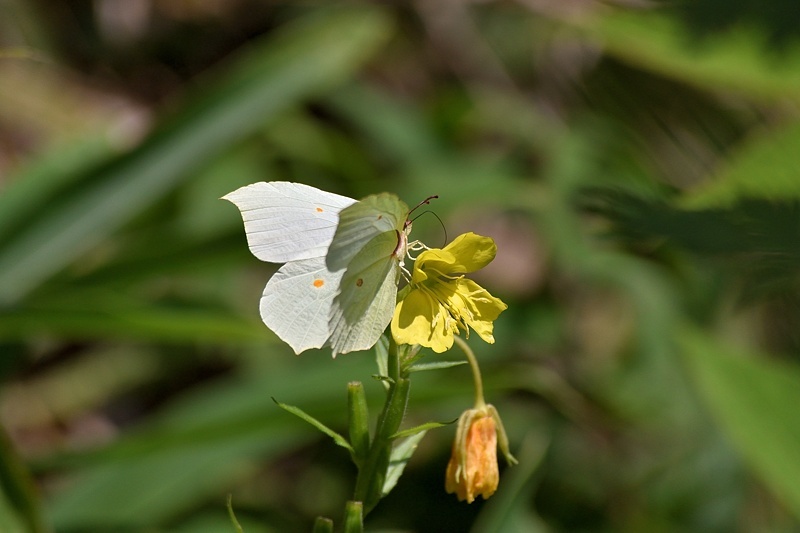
<box><xmin>3</xmin><ymin>1</ymin><xmax>800</xmax><ymax>531</ymax></box>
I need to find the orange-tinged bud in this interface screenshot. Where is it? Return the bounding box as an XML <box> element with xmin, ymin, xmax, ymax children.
<box><xmin>445</xmin><ymin>410</ymin><xmax>500</xmax><ymax>503</ymax></box>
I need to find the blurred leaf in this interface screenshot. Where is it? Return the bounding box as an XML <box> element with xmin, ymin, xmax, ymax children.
<box><xmin>0</xmin><ymin>428</ymin><xmax>45</xmax><ymax>533</ymax></box>
<box><xmin>0</xmin><ymin>494</ymin><xmax>26</xmax><ymax>533</ymax></box>
<box><xmin>589</xmin><ymin>9</ymin><xmax>800</xmax><ymax>100</ymax></box>
<box><xmin>472</xmin><ymin>432</ymin><xmax>549</xmax><ymax>533</ymax></box>
<box><xmin>325</xmin><ymin>83</ymin><xmax>523</xmax><ymax>204</ymax></box>
<box><xmin>0</xmin><ymin>289</ymin><xmax>267</xmax><ymax>342</ymax></box>
<box><xmin>584</xmin><ymin>188</ymin><xmax>800</xmax><ymax>298</ymax></box>
<box><xmin>674</xmin><ymin>0</ymin><xmax>800</xmax><ymax>50</ymax></box>
<box><xmin>682</xmin><ymin>329</ymin><xmax>800</xmax><ymax>520</ymax></box>
<box><xmin>44</xmin><ymin>355</ymin><xmax>371</xmax><ymax>530</ymax></box>
<box><xmin>0</xmin><ymin>6</ymin><xmax>393</xmax><ymax>305</ymax></box>
<box><xmin>682</xmin><ymin>120</ymin><xmax>800</xmax><ymax>208</ymax></box>
<box><xmin>0</xmin><ymin>137</ymin><xmax>114</xmax><ymax>244</ymax></box>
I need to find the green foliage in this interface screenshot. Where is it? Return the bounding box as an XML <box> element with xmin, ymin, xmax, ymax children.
<box><xmin>2</xmin><ymin>1</ymin><xmax>800</xmax><ymax>531</ymax></box>
<box><xmin>682</xmin><ymin>329</ymin><xmax>800</xmax><ymax>519</ymax></box>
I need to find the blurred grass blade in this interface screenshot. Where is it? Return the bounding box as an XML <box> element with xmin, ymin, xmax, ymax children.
<box><xmin>0</xmin><ymin>137</ymin><xmax>113</xmax><ymax>244</ymax></box>
<box><xmin>0</xmin><ymin>6</ymin><xmax>392</xmax><ymax>305</ymax></box>
<box><xmin>681</xmin><ymin>120</ymin><xmax>800</xmax><ymax>208</ymax></box>
<box><xmin>0</xmin><ymin>302</ymin><xmax>267</xmax><ymax>343</ymax></box>
<box><xmin>0</xmin><ymin>427</ymin><xmax>46</xmax><ymax>533</ymax></box>
<box><xmin>588</xmin><ymin>9</ymin><xmax>800</xmax><ymax>100</ymax></box>
<box><xmin>682</xmin><ymin>328</ymin><xmax>800</xmax><ymax>520</ymax></box>
<box><xmin>45</xmin><ymin>357</ymin><xmax>364</xmax><ymax>530</ymax></box>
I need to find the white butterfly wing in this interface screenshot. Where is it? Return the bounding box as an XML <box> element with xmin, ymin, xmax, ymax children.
<box><xmin>223</xmin><ymin>181</ymin><xmax>356</xmax><ymax>354</ymax></box>
<box><xmin>327</xmin><ymin>193</ymin><xmax>408</xmax><ymax>271</ymax></box>
<box><xmin>261</xmin><ymin>256</ymin><xmax>345</xmax><ymax>354</ymax></box>
<box><xmin>328</xmin><ymin>231</ymin><xmax>402</xmax><ymax>356</ymax></box>
<box><xmin>223</xmin><ymin>181</ymin><xmax>355</xmax><ymax>263</ymax></box>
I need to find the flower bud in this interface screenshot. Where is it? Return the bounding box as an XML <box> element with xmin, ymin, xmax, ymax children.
<box><xmin>445</xmin><ymin>405</ymin><xmax>515</xmax><ymax>503</ymax></box>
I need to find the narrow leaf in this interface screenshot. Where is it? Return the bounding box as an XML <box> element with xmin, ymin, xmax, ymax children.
<box><xmin>225</xmin><ymin>495</ymin><xmax>243</xmax><ymax>533</ymax></box>
<box><xmin>389</xmin><ymin>420</ymin><xmax>456</xmax><ymax>440</ymax></box>
<box><xmin>0</xmin><ymin>6</ymin><xmax>392</xmax><ymax>304</ymax></box>
<box><xmin>381</xmin><ymin>431</ymin><xmax>427</xmax><ymax>497</ymax></box>
<box><xmin>407</xmin><ymin>361</ymin><xmax>468</xmax><ymax>373</ymax></box>
<box><xmin>681</xmin><ymin>120</ymin><xmax>800</xmax><ymax>208</ymax></box>
<box><xmin>374</xmin><ymin>335</ymin><xmax>390</xmax><ymax>390</ymax></box>
<box><xmin>273</xmin><ymin>398</ymin><xmax>354</xmax><ymax>454</ymax></box>
<box><xmin>589</xmin><ymin>9</ymin><xmax>800</xmax><ymax>100</ymax></box>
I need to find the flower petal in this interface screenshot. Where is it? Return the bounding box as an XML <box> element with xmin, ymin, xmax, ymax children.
<box><xmin>391</xmin><ymin>288</ymin><xmax>454</xmax><ymax>352</ymax></box>
<box><xmin>456</xmin><ymin>279</ymin><xmax>507</xmax><ymax>344</ymax></box>
<box><xmin>445</xmin><ymin>412</ymin><xmax>499</xmax><ymax>503</ymax></box>
<box><xmin>441</xmin><ymin>232</ymin><xmax>497</xmax><ymax>273</ymax></box>
<box><xmin>411</xmin><ymin>248</ymin><xmax>457</xmax><ymax>284</ymax></box>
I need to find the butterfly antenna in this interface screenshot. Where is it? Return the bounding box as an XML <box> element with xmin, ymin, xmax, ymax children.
<box><xmin>411</xmin><ymin>210</ymin><xmax>448</xmax><ymax>247</ymax></box>
<box><xmin>408</xmin><ymin>195</ymin><xmax>438</xmax><ymax>217</ymax></box>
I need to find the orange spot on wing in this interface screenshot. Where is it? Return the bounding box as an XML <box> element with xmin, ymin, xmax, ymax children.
<box><xmin>313</xmin><ymin>279</ymin><xmax>325</xmax><ymax>288</ymax></box>
<box><xmin>316</xmin><ymin>207</ymin><xmax>324</xmax><ymax>212</ymax></box>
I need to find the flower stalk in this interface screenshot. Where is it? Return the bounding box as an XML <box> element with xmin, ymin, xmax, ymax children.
<box><xmin>353</xmin><ymin>336</ymin><xmax>411</xmax><ymax>514</ymax></box>
<box><xmin>445</xmin><ymin>337</ymin><xmax>517</xmax><ymax>503</ymax></box>
<box><xmin>454</xmin><ymin>335</ymin><xmax>485</xmax><ymax>409</ymax></box>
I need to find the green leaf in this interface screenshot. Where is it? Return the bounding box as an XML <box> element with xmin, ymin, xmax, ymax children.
<box><xmin>389</xmin><ymin>420</ymin><xmax>455</xmax><ymax>440</ymax></box>
<box><xmin>0</xmin><ymin>303</ymin><xmax>267</xmax><ymax>343</ymax></box>
<box><xmin>374</xmin><ymin>335</ymin><xmax>390</xmax><ymax>390</ymax></box>
<box><xmin>381</xmin><ymin>431</ymin><xmax>427</xmax><ymax>497</ymax></box>
<box><xmin>681</xmin><ymin>120</ymin><xmax>800</xmax><ymax>208</ymax></box>
<box><xmin>273</xmin><ymin>398</ymin><xmax>354</xmax><ymax>455</ymax></box>
<box><xmin>0</xmin><ymin>5</ymin><xmax>393</xmax><ymax>305</ymax></box>
<box><xmin>682</xmin><ymin>328</ymin><xmax>800</xmax><ymax>520</ymax></box>
<box><xmin>0</xmin><ymin>427</ymin><xmax>45</xmax><ymax>533</ymax></box>
<box><xmin>407</xmin><ymin>361</ymin><xmax>467</xmax><ymax>373</ymax></box>
<box><xmin>44</xmin><ymin>355</ymin><xmax>369</xmax><ymax>530</ymax></box>
<box><xmin>588</xmin><ymin>9</ymin><xmax>800</xmax><ymax>100</ymax></box>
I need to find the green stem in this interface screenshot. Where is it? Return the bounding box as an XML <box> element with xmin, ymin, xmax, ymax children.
<box><xmin>387</xmin><ymin>333</ymin><xmax>400</xmax><ymax>383</ymax></box>
<box><xmin>352</xmin><ymin>336</ymin><xmax>410</xmax><ymax>514</ymax></box>
<box><xmin>343</xmin><ymin>501</ymin><xmax>364</xmax><ymax>533</ymax></box>
<box><xmin>453</xmin><ymin>336</ymin><xmax>485</xmax><ymax>409</ymax></box>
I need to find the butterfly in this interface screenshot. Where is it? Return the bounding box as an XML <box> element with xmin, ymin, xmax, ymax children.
<box><xmin>224</xmin><ymin>181</ymin><xmax>409</xmax><ymax>356</ymax></box>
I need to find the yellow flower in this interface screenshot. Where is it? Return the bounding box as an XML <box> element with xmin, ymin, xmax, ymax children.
<box><xmin>445</xmin><ymin>404</ymin><xmax>517</xmax><ymax>503</ymax></box>
<box><xmin>391</xmin><ymin>232</ymin><xmax>507</xmax><ymax>353</ymax></box>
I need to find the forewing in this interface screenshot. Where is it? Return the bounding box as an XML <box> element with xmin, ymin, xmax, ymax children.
<box><xmin>327</xmin><ymin>193</ymin><xmax>408</xmax><ymax>271</ymax></box>
<box><xmin>223</xmin><ymin>181</ymin><xmax>355</xmax><ymax>263</ymax></box>
<box><xmin>328</xmin><ymin>231</ymin><xmax>401</xmax><ymax>356</ymax></box>
<box><xmin>261</xmin><ymin>256</ymin><xmax>345</xmax><ymax>354</ymax></box>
